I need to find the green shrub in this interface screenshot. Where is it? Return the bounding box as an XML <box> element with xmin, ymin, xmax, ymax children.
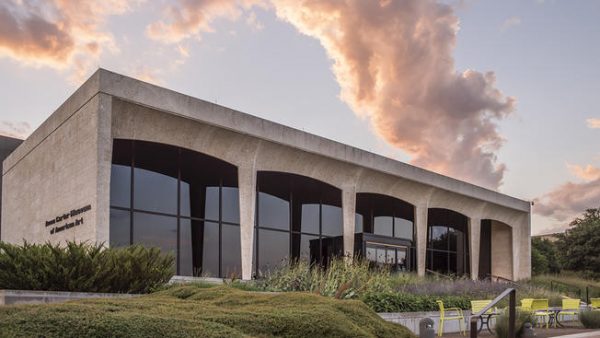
<box><xmin>580</xmin><ymin>310</ymin><xmax>600</xmax><ymax>328</ymax></box>
<box><xmin>494</xmin><ymin>309</ymin><xmax>535</xmax><ymax>338</ymax></box>
<box><xmin>0</xmin><ymin>285</ymin><xmax>415</xmax><ymax>338</ymax></box>
<box><xmin>0</xmin><ymin>241</ymin><xmax>174</xmax><ymax>293</ymax></box>
<box><xmin>361</xmin><ymin>292</ymin><xmax>470</xmax><ymax>313</ymax></box>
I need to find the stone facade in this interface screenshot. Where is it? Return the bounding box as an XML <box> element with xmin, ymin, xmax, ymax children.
<box><xmin>1</xmin><ymin>69</ymin><xmax>532</xmax><ymax>281</ymax></box>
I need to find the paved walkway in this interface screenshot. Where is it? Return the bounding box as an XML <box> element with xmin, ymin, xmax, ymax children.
<box><xmin>549</xmin><ymin>331</ymin><xmax>600</xmax><ymax>338</ymax></box>
<box><xmin>443</xmin><ymin>327</ymin><xmax>599</xmax><ymax>338</ymax></box>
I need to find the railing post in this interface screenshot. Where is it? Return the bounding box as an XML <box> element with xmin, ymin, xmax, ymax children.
<box><xmin>587</xmin><ymin>286</ymin><xmax>590</xmax><ymax>305</ymax></box>
<box><xmin>509</xmin><ymin>289</ymin><xmax>516</xmax><ymax>338</ymax></box>
<box><xmin>470</xmin><ymin>319</ymin><xmax>478</xmax><ymax>338</ymax></box>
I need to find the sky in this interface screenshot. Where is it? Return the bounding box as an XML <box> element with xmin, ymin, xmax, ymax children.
<box><xmin>0</xmin><ymin>0</ymin><xmax>598</xmax><ymax>235</ymax></box>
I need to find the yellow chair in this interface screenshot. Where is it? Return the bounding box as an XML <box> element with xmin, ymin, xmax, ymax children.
<box><xmin>520</xmin><ymin>298</ymin><xmax>534</xmax><ymax>310</ymax></box>
<box><xmin>531</xmin><ymin>299</ymin><xmax>554</xmax><ymax>328</ymax></box>
<box><xmin>437</xmin><ymin>300</ymin><xmax>465</xmax><ymax>336</ymax></box>
<box><xmin>591</xmin><ymin>298</ymin><xmax>600</xmax><ymax>310</ymax></box>
<box><xmin>558</xmin><ymin>298</ymin><xmax>581</xmax><ymax>323</ymax></box>
<box><xmin>470</xmin><ymin>300</ymin><xmax>498</xmax><ymax>334</ymax></box>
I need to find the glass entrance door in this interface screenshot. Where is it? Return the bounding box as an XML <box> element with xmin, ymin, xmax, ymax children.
<box><xmin>365</xmin><ymin>242</ymin><xmax>408</xmax><ymax>272</ymax></box>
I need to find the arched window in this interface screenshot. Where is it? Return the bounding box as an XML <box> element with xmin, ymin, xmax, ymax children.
<box><xmin>355</xmin><ymin>193</ymin><xmax>415</xmax><ymax>272</ymax></box>
<box><xmin>254</xmin><ymin>172</ymin><xmax>344</xmax><ymax>276</ymax></box>
<box><xmin>109</xmin><ymin>139</ymin><xmax>241</xmax><ymax>278</ymax></box>
<box><xmin>426</xmin><ymin>208</ymin><xmax>470</xmax><ymax>276</ymax></box>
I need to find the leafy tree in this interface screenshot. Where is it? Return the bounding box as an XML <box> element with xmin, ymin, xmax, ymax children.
<box><xmin>557</xmin><ymin>208</ymin><xmax>600</xmax><ymax>276</ymax></box>
<box><xmin>531</xmin><ymin>242</ymin><xmax>549</xmax><ymax>275</ymax></box>
<box><xmin>531</xmin><ymin>237</ymin><xmax>561</xmax><ymax>275</ymax></box>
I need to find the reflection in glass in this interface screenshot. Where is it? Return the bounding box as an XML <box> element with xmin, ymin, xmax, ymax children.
<box><xmin>257</xmin><ymin>229</ymin><xmax>289</xmax><ymax>275</ymax></box>
<box><xmin>374</xmin><ymin>216</ymin><xmax>393</xmax><ymax>236</ymax></box>
<box><xmin>110</xmin><ymin>165</ymin><xmax>131</xmax><ymax>208</ymax></box>
<box><xmin>133</xmin><ymin>212</ymin><xmax>177</xmax><ymax>255</ymax></box>
<box><xmin>222</xmin><ymin>187</ymin><xmax>240</xmax><ymax>224</ymax></box>
<box><xmin>109</xmin><ymin>139</ymin><xmax>241</xmax><ymax>278</ymax></box>
<box><xmin>110</xmin><ymin>208</ymin><xmax>130</xmax><ymax>247</ymax></box>
<box><xmin>355</xmin><ymin>214</ymin><xmax>364</xmax><ymax>233</ymax></box>
<box><xmin>256</xmin><ymin>172</ymin><xmax>344</xmax><ymax>272</ymax></box>
<box><xmin>394</xmin><ymin>218</ymin><xmax>413</xmax><ymax>240</ymax></box>
<box><xmin>201</xmin><ymin>222</ymin><xmax>220</xmax><ymax>277</ymax></box>
<box><xmin>134</xmin><ymin>167</ymin><xmax>178</xmax><ymax>214</ymax></box>
<box><xmin>222</xmin><ymin>224</ymin><xmax>241</xmax><ymax>277</ymax></box>
<box><xmin>321</xmin><ymin>205</ymin><xmax>343</xmax><ymax>237</ymax></box>
<box><xmin>300</xmin><ymin>204</ymin><xmax>319</xmax><ymax>234</ymax></box>
<box><xmin>258</xmin><ymin>192</ymin><xmax>290</xmax><ymax>230</ymax></box>
<box><xmin>426</xmin><ymin>208</ymin><xmax>469</xmax><ymax>276</ymax></box>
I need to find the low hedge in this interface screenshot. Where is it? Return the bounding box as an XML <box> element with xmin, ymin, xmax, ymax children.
<box><xmin>0</xmin><ymin>241</ymin><xmax>174</xmax><ymax>293</ymax></box>
<box><xmin>580</xmin><ymin>310</ymin><xmax>600</xmax><ymax>329</ymax></box>
<box><xmin>362</xmin><ymin>291</ymin><xmax>470</xmax><ymax>313</ymax></box>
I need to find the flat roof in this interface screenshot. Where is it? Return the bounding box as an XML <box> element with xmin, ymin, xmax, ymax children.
<box><xmin>5</xmin><ymin>69</ymin><xmax>531</xmax><ymax>213</ymax></box>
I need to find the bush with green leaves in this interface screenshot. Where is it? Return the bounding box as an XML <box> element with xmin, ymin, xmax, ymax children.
<box><xmin>494</xmin><ymin>309</ymin><xmax>535</xmax><ymax>338</ymax></box>
<box><xmin>0</xmin><ymin>241</ymin><xmax>174</xmax><ymax>293</ymax></box>
<box><xmin>580</xmin><ymin>310</ymin><xmax>600</xmax><ymax>329</ymax></box>
<box><xmin>361</xmin><ymin>292</ymin><xmax>470</xmax><ymax>313</ymax></box>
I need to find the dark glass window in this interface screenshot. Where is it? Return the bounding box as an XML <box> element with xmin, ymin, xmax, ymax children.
<box><xmin>222</xmin><ymin>224</ymin><xmax>241</xmax><ymax>277</ymax></box>
<box><xmin>426</xmin><ymin>208</ymin><xmax>470</xmax><ymax>276</ymax></box>
<box><xmin>374</xmin><ymin>216</ymin><xmax>393</xmax><ymax>237</ymax></box>
<box><xmin>394</xmin><ymin>218</ymin><xmax>413</xmax><ymax>240</ymax></box>
<box><xmin>133</xmin><ymin>142</ymin><xmax>178</xmax><ymax>215</ymax></box>
<box><xmin>255</xmin><ymin>172</ymin><xmax>343</xmax><ymax>276</ymax></box>
<box><xmin>258</xmin><ymin>192</ymin><xmax>290</xmax><ymax>230</ymax></box>
<box><xmin>109</xmin><ymin>208</ymin><xmax>130</xmax><ymax>247</ymax></box>
<box><xmin>257</xmin><ymin>229</ymin><xmax>289</xmax><ymax>274</ymax></box>
<box><xmin>321</xmin><ymin>205</ymin><xmax>342</xmax><ymax>237</ymax></box>
<box><xmin>109</xmin><ymin>139</ymin><xmax>241</xmax><ymax>278</ymax></box>
<box><xmin>355</xmin><ymin>193</ymin><xmax>414</xmax><ymax>240</ymax></box>
<box><xmin>354</xmin><ymin>193</ymin><xmax>415</xmax><ymax>272</ymax></box>
<box><xmin>222</xmin><ymin>187</ymin><xmax>240</xmax><ymax>224</ymax></box>
<box><xmin>110</xmin><ymin>165</ymin><xmax>131</xmax><ymax>208</ymax></box>
<box><xmin>201</xmin><ymin>222</ymin><xmax>220</xmax><ymax>277</ymax></box>
<box><xmin>133</xmin><ymin>212</ymin><xmax>177</xmax><ymax>255</ymax></box>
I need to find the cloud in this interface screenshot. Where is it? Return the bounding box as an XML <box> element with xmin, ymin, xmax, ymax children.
<box><xmin>146</xmin><ymin>0</ymin><xmax>515</xmax><ymax>189</ymax></box>
<box><xmin>587</xmin><ymin>118</ymin><xmax>600</xmax><ymax>129</ymax></box>
<box><xmin>270</xmin><ymin>0</ymin><xmax>515</xmax><ymax>189</ymax></box>
<box><xmin>535</xmin><ymin>164</ymin><xmax>600</xmax><ymax>222</ymax></box>
<box><xmin>0</xmin><ymin>0</ymin><xmax>141</xmax><ymax>82</ymax></box>
<box><xmin>146</xmin><ymin>0</ymin><xmax>267</xmax><ymax>44</ymax></box>
<box><xmin>0</xmin><ymin>121</ymin><xmax>31</xmax><ymax>139</ymax></box>
<box><xmin>567</xmin><ymin>163</ymin><xmax>600</xmax><ymax>181</ymax></box>
<box><xmin>500</xmin><ymin>16</ymin><xmax>521</xmax><ymax>32</ymax></box>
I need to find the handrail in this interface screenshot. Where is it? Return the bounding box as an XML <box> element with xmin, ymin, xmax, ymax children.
<box><xmin>550</xmin><ymin>280</ymin><xmax>582</xmax><ymax>298</ymax></box>
<box><xmin>470</xmin><ymin>288</ymin><xmax>516</xmax><ymax>338</ymax></box>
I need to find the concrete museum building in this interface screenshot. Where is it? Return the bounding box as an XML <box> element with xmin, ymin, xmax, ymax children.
<box><xmin>0</xmin><ymin>69</ymin><xmax>531</xmax><ymax>281</ymax></box>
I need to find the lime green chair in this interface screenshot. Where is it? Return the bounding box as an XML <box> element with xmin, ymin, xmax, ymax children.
<box><xmin>531</xmin><ymin>299</ymin><xmax>554</xmax><ymax>328</ymax></box>
<box><xmin>520</xmin><ymin>298</ymin><xmax>534</xmax><ymax>310</ymax></box>
<box><xmin>436</xmin><ymin>300</ymin><xmax>465</xmax><ymax>336</ymax></box>
<box><xmin>558</xmin><ymin>298</ymin><xmax>581</xmax><ymax>323</ymax></box>
<box><xmin>591</xmin><ymin>298</ymin><xmax>600</xmax><ymax>310</ymax></box>
<box><xmin>470</xmin><ymin>300</ymin><xmax>497</xmax><ymax>334</ymax></box>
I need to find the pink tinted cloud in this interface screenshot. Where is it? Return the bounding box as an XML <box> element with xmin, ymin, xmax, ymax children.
<box><xmin>146</xmin><ymin>0</ymin><xmax>267</xmax><ymax>43</ymax></box>
<box><xmin>0</xmin><ymin>0</ymin><xmax>140</xmax><ymax>81</ymax></box>
<box><xmin>535</xmin><ymin>164</ymin><xmax>600</xmax><ymax>222</ymax></box>
<box><xmin>271</xmin><ymin>0</ymin><xmax>515</xmax><ymax>189</ymax></box>
<box><xmin>587</xmin><ymin>118</ymin><xmax>600</xmax><ymax>129</ymax></box>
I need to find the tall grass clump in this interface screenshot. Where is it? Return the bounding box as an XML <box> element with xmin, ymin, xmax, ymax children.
<box><xmin>580</xmin><ymin>310</ymin><xmax>600</xmax><ymax>329</ymax></box>
<box><xmin>494</xmin><ymin>309</ymin><xmax>535</xmax><ymax>338</ymax></box>
<box><xmin>0</xmin><ymin>241</ymin><xmax>174</xmax><ymax>293</ymax></box>
<box><xmin>262</xmin><ymin>257</ymin><xmax>393</xmax><ymax>298</ymax></box>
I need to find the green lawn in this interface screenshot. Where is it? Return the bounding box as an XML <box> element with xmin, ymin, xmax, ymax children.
<box><xmin>0</xmin><ymin>284</ymin><xmax>414</xmax><ymax>338</ymax></box>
